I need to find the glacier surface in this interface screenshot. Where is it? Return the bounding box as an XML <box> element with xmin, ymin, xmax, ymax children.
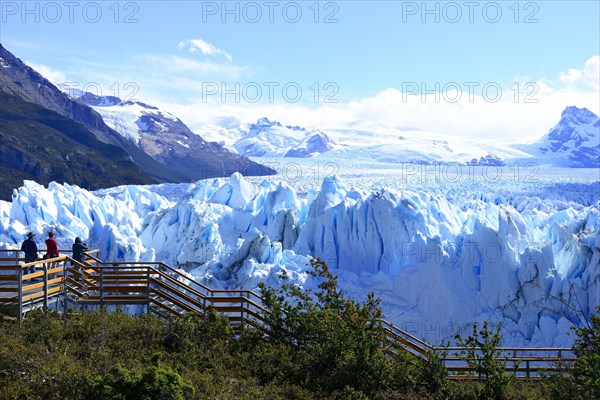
<box><xmin>1</xmin><ymin>166</ymin><xmax>599</xmax><ymax>347</ymax></box>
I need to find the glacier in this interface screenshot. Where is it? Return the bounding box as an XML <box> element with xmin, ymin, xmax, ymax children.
<box><xmin>1</xmin><ymin>169</ymin><xmax>598</xmax><ymax>347</ymax></box>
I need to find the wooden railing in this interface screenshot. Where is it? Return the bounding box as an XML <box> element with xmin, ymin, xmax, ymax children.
<box><xmin>0</xmin><ymin>249</ymin><xmax>575</xmax><ymax>378</ymax></box>
<box><xmin>438</xmin><ymin>347</ymin><xmax>574</xmax><ymax>378</ymax></box>
<box><xmin>379</xmin><ymin>319</ymin><xmax>573</xmax><ymax>378</ymax></box>
<box><xmin>0</xmin><ymin>249</ymin><xmax>99</xmax><ymax>315</ymax></box>
<box><xmin>0</xmin><ymin>254</ymin><xmax>69</xmax><ymax>316</ymax></box>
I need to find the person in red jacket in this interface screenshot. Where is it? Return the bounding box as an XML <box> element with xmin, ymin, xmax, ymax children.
<box><xmin>45</xmin><ymin>232</ymin><xmax>59</xmax><ymax>258</ymax></box>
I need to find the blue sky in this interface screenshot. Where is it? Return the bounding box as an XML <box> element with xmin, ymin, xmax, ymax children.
<box><xmin>2</xmin><ymin>1</ymin><xmax>599</xmax><ymax>139</ymax></box>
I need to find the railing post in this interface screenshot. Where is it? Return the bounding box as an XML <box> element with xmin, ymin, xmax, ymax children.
<box><xmin>146</xmin><ymin>267</ymin><xmax>151</xmax><ymax>314</ymax></box>
<box><xmin>43</xmin><ymin>263</ymin><xmax>48</xmax><ymax>309</ymax></box>
<box><xmin>558</xmin><ymin>349</ymin><xmax>563</xmax><ymax>372</ymax></box>
<box><xmin>99</xmin><ymin>268</ymin><xmax>104</xmax><ymax>309</ymax></box>
<box><xmin>526</xmin><ymin>360</ymin><xmax>530</xmax><ymax>378</ymax></box>
<box><xmin>17</xmin><ymin>264</ymin><xmax>23</xmax><ymax>326</ymax></box>
<box><xmin>240</xmin><ymin>295</ymin><xmax>245</xmax><ymax>333</ymax></box>
<box><xmin>63</xmin><ymin>259</ymin><xmax>69</xmax><ymax>318</ymax></box>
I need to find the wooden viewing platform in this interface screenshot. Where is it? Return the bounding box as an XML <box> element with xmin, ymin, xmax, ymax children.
<box><xmin>0</xmin><ymin>249</ymin><xmax>575</xmax><ymax>379</ymax></box>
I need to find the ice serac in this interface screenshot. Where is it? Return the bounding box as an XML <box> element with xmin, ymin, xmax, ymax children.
<box><xmin>140</xmin><ymin>174</ymin><xmax>307</xmax><ymax>270</ymax></box>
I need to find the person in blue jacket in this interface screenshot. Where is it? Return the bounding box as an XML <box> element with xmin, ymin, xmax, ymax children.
<box><xmin>20</xmin><ymin>232</ymin><xmax>38</xmax><ymax>275</ymax></box>
<box><xmin>72</xmin><ymin>237</ymin><xmax>88</xmax><ymax>264</ymax></box>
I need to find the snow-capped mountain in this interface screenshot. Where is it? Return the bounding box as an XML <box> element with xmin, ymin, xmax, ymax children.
<box><xmin>0</xmin><ymin>43</ymin><xmax>275</xmax><ymax>197</ymax></box>
<box><xmin>61</xmin><ymin>86</ymin><xmax>189</xmax><ymax>146</ymax></box>
<box><xmin>523</xmin><ymin>106</ymin><xmax>600</xmax><ymax>168</ymax></box>
<box><xmin>232</xmin><ymin>118</ymin><xmax>337</xmax><ymax>157</ymax></box>
<box><xmin>60</xmin><ymin>87</ymin><xmax>275</xmax><ymax>180</ymax></box>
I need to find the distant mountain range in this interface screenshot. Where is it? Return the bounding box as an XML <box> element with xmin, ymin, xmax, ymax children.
<box><xmin>0</xmin><ymin>44</ymin><xmax>274</xmax><ymax>200</ymax></box>
<box><xmin>219</xmin><ymin>108</ymin><xmax>599</xmax><ymax>168</ymax></box>
<box><xmin>56</xmin><ymin>85</ymin><xmax>600</xmax><ymax>168</ymax></box>
<box><xmin>226</xmin><ymin>121</ymin><xmax>528</xmax><ymax>165</ymax></box>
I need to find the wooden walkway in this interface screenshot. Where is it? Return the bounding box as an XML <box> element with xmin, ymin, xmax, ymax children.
<box><xmin>0</xmin><ymin>249</ymin><xmax>575</xmax><ymax>379</ymax></box>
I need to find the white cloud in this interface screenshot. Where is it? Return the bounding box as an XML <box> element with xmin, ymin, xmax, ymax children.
<box><xmin>559</xmin><ymin>55</ymin><xmax>600</xmax><ymax>91</ymax></box>
<box><xmin>155</xmin><ymin>56</ymin><xmax>600</xmax><ymax>145</ymax></box>
<box><xmin>25</xmin><ymin>62</ymin><xmax>66</xmax><ymax>84</ymax></box>
<box><xmin>178</xmin><ymin>38</ymin><xmax>233</xmax><ymax>62</ymax></box>
<box><xmin>40</xmin><ymin>52</ymin><xmax>597</xmax><ymax>146</ymax></box>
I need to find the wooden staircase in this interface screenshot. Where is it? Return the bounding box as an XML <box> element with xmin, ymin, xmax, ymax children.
<box><xmin>0</xmin><ymin>249</ymin><xmax>575</xmax><ymax>378</ymax></box>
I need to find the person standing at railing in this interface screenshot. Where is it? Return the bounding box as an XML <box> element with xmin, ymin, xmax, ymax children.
<box><xmin>44</xmin><ymin>232</ymin><xmax>60</xmax><ymax>276</ymax></box>
<box><xmin>72</xmin><ymin>237</ymin><xmax>89</xmax><ymax>281</ymax></box>
<box><xmin>72</xmin><ymin>237</ymin><xmax>88</xmax><ymax>264</ymax></box>
<box><xmin>20</xmin><ymin>232</ymin><xmax>38</xmax><ymax>276</ymax></box>
<box><xmin>45</xmin><ymin>232</ymin><xmax>59</xmax><ymax>259</ymax></box>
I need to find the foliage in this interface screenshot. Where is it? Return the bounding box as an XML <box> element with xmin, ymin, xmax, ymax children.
<box><xmin>255</xmin><ymin>258</ymin><xmax>393</xmax><ymax>394</ymax></box>
<box><xmin>94</xmin><ymin>360</ymin><xmax>194</xmax><ymax>400</ymax></box>
<box><xmin>163</xmin><ymin>307</ymin><xmax>234</xmax><ymax>353</ymax></box>
<box><xmin>454</xmin><ymin>321</ymin><xmax>512</xmax><ymax>399</ymax></box>
<box><xmin>418</xmin><ymin>348</ymin><xmax>448</xmax><ymax>397</ymax></box>
<box><xmin>571</xmin><ymin>305</ymin><xmax>600</xmax><ymax>398</ymax></box>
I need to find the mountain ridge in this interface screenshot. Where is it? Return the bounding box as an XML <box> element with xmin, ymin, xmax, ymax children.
<box><xmin>61</xmin><ymin>84</ymin><xmax>277</xmax><ymax>178</ymax></box>
<box><xmin>0</xmin><ymin>92</ymin><xmax>157</xmax><ymax>200</ymax></box>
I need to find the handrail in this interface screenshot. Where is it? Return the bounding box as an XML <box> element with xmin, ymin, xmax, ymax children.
<box><xmin>70</xmin><ymin>258</ymin><xmax>267</xmax><ymax>332</ymax></box>
<box><xmin>379</xmin><ymin>319</ymin><xmax>435</xmax><ymax>351</ymax></box>
<box><xmin>439</xmin><ymin>346</ymin><xmax>573</xmax><ymax>352</ymax></box>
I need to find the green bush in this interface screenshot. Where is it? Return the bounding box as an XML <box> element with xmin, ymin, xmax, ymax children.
<box><xmin>418</xmin><ymin>349</ymin><xmax>448</xmax><ymax>396</ymax></box>
<box><xmin>255</xmin><ymin>258</ymin><xmax>394</xmax><ymax>395</ymax></box>
<box><xmin>571</xmin><ymin>305</ymin><xmax>600</xmax><ymax>398</ymax></box>
<box><xmin>94</xmin><ymin>361</ymin><xmax>194</xmax><ymax>400</ymax></box>
<box><xmin>163</xmin><ymin>308</ymin><xmax>234</xmax><ymax>353</ymax></box>
<box><xmin>454</xmin><ymin>321</ymin><xmax>512</xmax><ymax>400</ymax></box>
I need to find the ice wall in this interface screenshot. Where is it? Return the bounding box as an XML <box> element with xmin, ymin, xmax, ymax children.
<box><xmin>1</xmin><ymin>175</ymin><xmax>598</xmax><ymax>346</ymax></box>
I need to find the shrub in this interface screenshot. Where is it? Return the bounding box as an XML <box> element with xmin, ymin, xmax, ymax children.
<box><xmin>418</xmin><ymin>348</ymin><xmax>448</xmax><ymax>396</ymax></box>
<box><xmin>94</xmin><ymin>361</ymin><xmax>194</xmax><ymax>400</ymax></box>
<box><xmin>256</xmin><ymin>258</ymin><xmax>393</xmax><ymax>395</ymax></box>
<box><xmin>163</xmin><ymin>308</ymin><xmax>234</xmax><ymax>353</ymax></box>
<box><xmin>454</xmin><ymin>321</ymin><xmax>512</xmax><ymax>400</ymax></box>
<box><xmin>571</xmin><ymin>305</ymin><xmax>600</xmax><ymax>398</ymax></box>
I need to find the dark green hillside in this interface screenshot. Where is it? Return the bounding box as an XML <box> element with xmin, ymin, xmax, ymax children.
<box><xmin>0</xmin><ymin>92</ymin><xmax>157</xmax><ymax>200</ymax></box>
